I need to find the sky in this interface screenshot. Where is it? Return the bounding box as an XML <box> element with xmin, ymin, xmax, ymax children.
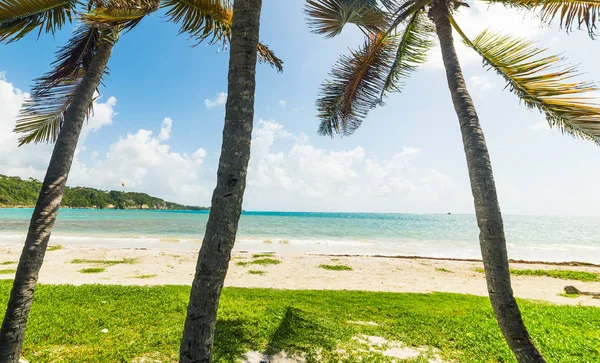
<box><xmin>1</xmin><ymin>0</ymin><xmax>600</xmax><ymax>216</ymax></box>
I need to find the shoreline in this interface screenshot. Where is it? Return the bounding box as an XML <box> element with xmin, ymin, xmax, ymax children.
<box><xmin>311</xmin><ymin>253</ymin><xmax>600</xmax><ymax>267</ymax></box>
<box><xmin>3</xmin><ymin>233</ymin><xmax>599</xmax><ymax>265</ymax></box>
<box><xmin>1</xmin><ymin>243</ymin><xmax>599</xmax><ymax>307</ymax></box>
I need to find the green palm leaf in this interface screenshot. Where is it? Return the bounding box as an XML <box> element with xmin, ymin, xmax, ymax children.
<box><xmin>0</xmin><ymin>0</ymin><xmax>78</xmax><ymax>43</ymax></box>
<box><xmin>15</xmin><ymin>24</ymin><xmax>101</xmax><ymax>145</ymax></box>
<box><xmin>84</xmin><ymin>0</ymin><xmax>160</xmax><ymax>32</ymax></box>
<box><xmin>305</xmin><ymin>0</ymin><xmax>385</xmax><ymax>38</ymax></box>
<box><xmin>317</xmin><ymin>32</ymin><xmax>398</xmax><ymax>136</ymax></box>
<box><xmin>455</xmin><ymin>24</ymin><xmax>600</xmax><ymax>144</ymax></box>
<box><xmin>381</xmin><ymin>10</ymin><xmax>434</xmax><ymax>98</ymax></box>
<box><xmin>162</xmin><ymin>0</ymin><xmax>232</xmax><ymax>45</ymax></box>
<box><xmin>163</xmin><ymin>0</ymin><xmax>283</xmax><ymax>71</ymax></box>
<box><xmin>257</xmin><ymin>42</ymin><xmax>283</xmax><ymax>73</ymax></box>
<box><xmin>487</xmin><ymin>0</ymin><xmax>600</xmax><ymax>38</ymax></box>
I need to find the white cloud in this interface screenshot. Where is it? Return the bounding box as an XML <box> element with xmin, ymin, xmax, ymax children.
<box><xmin>0</xmin><ymin>73</ymin><xmax>118</xmax><ymax>180</ymax></box>
<box><xmin>88</xmin><ymin>96</ymin><xmax>117</xmax><ymax>131</ymax></box>
<box><xmin>399</xmin><ymin>146</ymin><xmax>420</xmax><ymax>158</ymax></box>
<box><xmin>77</xmin><ymin>96</ymin><xmax>118</xmax><ymax>154</ymax></box>
<box><xmin>424</xmin><ymin>3</ymin><xmax>546</xmax><ymax>69</ymax></box>
<box><xmin>204</xmin><ymin>92</ymin><xmax>227</xmax><ymax>108</ymax></box>
<box><xmin>69</xmin><ymin>119</ymin><xmax>212</xmax><ymax>204</ymax></box>
<box><xmin>0</xmin><ymin>73</ymin><xmax>212</xmax><ymax>207</ymax></box>
<box><xmin>468</xmin><ymin>75</ymin><xmax>496</xmax><ymax>95</ymax></box>
<box><xmin>279</xmin><ymin>100</ymin><xmax>286</xmax><ymax>108</ymax></box>
<box><xmin>529</xmin><ymin>120</ymin><xmax>551</xmax><ymax>131</ymax></box>
<box><xmin>244</xmin><ymin>120</ymin><xmax>458</xmax><ymax>212</ymax></box>
<box><xmin>0</xmin><ymin>75</ymin><xmax>471</xmax><ymax>213</ymax></box>
<box><xmin>158</xmin><ymin>117</ymin><xmax>173</xmax><ymax>141</ymax></box>
<box><xmin>0</xmin><ymin>74</ymin><xmax>48</xmax><ymax>179</ymax></box>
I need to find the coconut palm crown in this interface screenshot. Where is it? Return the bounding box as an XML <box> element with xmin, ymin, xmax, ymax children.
<box><xmin>305</xmin><ymin>0</ymin><xmax>600</xmax><ymax>141</ymax></box>
<box><xmin>0</xmin><ymin>0</ymin><xmax>283</xmax><ymax>146</ymax></box>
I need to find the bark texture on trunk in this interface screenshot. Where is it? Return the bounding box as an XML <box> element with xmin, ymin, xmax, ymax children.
<box><xmin>179</xmin><ymin>0</ymin><xmax>262</xmax><ymax>362</ymax></box>
<box><xmin>429</xmin><ymin>3</ymin><xmax>546</xmax><ymax>363</ymax></box>
<box><xmin>0</xmin><ymin>39</ymin><xmax>114</xmax><ymax>363</ymax></box>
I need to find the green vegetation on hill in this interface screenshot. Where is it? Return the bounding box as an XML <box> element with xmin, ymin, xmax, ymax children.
<box><xmin>0</xmin><ymin>282</ymin><xmax>597</xmax><ymax>362</ymax></box>
<box><xmin>0</xmin><ymin>174</ymin><xmax>208</xmax><ymax>210</ymax></box>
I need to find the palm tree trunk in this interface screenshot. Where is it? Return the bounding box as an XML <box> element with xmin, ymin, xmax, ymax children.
<box><xmin>0</xmin><ymin>39</ymin><xmax>114</xmax><ymax>363</ymax></box>
<box><xmin>429</xmin><ymin>3</ymin><xmax>545</xmax><ymax>363</ymax></box>
<box><xmin>179</xmin><ymin>0</ymin><xmax>262</xmax><ymax>362</ymax></box>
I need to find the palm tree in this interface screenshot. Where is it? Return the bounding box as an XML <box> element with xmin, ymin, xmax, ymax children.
<box><xmin>179</xmin><ymin>0</ymin><xmax>264</xmax><ymax>361</ymax></box>
<box><xmin>305</xmin><ymin>1</ymin><xmax>600</xmax><ymax>362</ymax></box>
<box><xmin>0</xmin><ymin>1</ymin><xmax>281</xmax><ymax>361</ymax></box>
<box><xmin>0</xmin><ymin>2</ymin><xmax>162</xmax><ymax>360</ymax></box>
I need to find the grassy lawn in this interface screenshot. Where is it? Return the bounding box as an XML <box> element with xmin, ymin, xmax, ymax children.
<box><xmin>474</xmin><ymin>267</ymin><xmax>600</xmax><ymax>282</ymax></box>
<box><xmin>0</xmin><ymin>281</ymin><xmax>598</xmax><ymax>362</ymax></box>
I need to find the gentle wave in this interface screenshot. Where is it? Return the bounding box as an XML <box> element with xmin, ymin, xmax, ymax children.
<box><xmin>1</xmin><ymin>209</ymin><xmax>600</xmax><ymax>263</ymax></box>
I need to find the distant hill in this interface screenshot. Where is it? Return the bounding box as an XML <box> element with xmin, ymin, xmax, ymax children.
<box><xmin>0</xmin><ymin>174</ymin><xmax>208</xmax><ymax>210</ymax></box>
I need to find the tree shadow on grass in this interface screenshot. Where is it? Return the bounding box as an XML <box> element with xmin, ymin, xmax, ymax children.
<box><xmin>213</xmin><ymin>318</ymin><xmax>254</xmax><ymax>362</ymax></box>
<box><xmin>265</xmin><ymin>307</ymin><xmax>341</xmax><ymax>356</ymax></box>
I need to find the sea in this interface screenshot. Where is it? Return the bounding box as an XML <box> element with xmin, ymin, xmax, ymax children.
<box><xmin>1</xmin><ymin>209</ymin><xmax>599</xmax><ymax>264</ymax></box>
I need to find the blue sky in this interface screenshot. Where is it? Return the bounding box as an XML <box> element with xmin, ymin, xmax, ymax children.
<box><xmin>1</xmin><ymin>0</ymin><xmax>600</xmax><ymax>216</ymax></box>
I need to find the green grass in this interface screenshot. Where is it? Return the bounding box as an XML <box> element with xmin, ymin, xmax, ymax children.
<box><xmin>248</xmin><ymin>270</ymin><xmax>266</xmax><ymax>276</ymax></box>
<box><xmin>511</xmin><ymin>269</ymin><xmax>599</xmax><ymax>282</ymax></box>
<box><xmin>319</xmin><ymin>264</ymin><xmax>353</xmax><ymax>271</ymax></box>
<box><xmin>128</xmin><ymin>274</ymin><xmax>157</xmax><ymax>279</ymax></box>
<box><xmin>0</xmin><ymin>269</ymin><xmax>16</xmax><ymax>275</ymax></box>
<box><xmin>0</xmin><ymin>281</ymin><xmax>598</xmax><ymax>362</ymax></box>
<box><xmin>279</xmin><ymin>240</ymin><xmax>289</xmax><ymax>244</ymax></box>
<box><xmin>47</xmin><ymin>245</ymin><xmax>63</xmax><ymax>252</ymax></box>
<box><xmin>263</xmin><ymin>239</ymin><xmax>272</xmax><ymax>244</ymax></box>
<box><xmin>436</xmin><ymin>268</ymin><xmax>453</xmax><ymax>273</ymax></box>
<box><xmin>237</xmin><ymin>255</ymin><xmax>281</xmax><ymax>267</ymax></box>
<box><xmin>559</xmin><ymin>293</ymin><xmax>580</xmax><ymax>298</ymax></box>
<box><xmin>0</xmin><ymin>261</ymin><xmax>16</xmax><ymax>265</ymax></box>
<box><xmin>252</xmin><ymin>253</ymin><xmax>275</xmax><ymax>258</ymax></box>
<box><xmin>78</xmin><ymin>268</ymin><xmax>106</xmax><ymax>274</ymax></box>
<box><xmin>251</xmin><ymin>258</ymin><xmax>281</xmax><ymax>266</ymax></box>
<box><xmin>71</xmin><ymin>258</ymin><xmax>138</xmax><ymax>266</ymax></box>
<box><xmin>474</xmin><ymin>267</ymin><xmax>599</xmax><ymax>282</ymax></box>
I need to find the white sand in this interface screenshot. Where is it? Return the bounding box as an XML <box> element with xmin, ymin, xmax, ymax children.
<box><xmin>1</xmin><ymin>244</ymin><xmax>599</xmax><ymax>306</ymax></box>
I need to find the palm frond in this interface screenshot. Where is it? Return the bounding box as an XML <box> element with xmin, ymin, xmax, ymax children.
<box><xmin>381</xmin><ymin>10</ymin><xmax>434</xmax><ymax>98</ymax></box>
<box><xmin>84</xmin><ymin>0</ymin><xmax>160</xmax><ymax>32</ymax></box>
<box><xmin>257</xmin><ymin>42</ymin><xmax>283</xmax><ymax>73</ymax></box>
<box><xmin>385</xmin><ymin>0</ymin><xmax>431</xmax><ymax>33</ymax></box>
<box><xmin>317</xmin><ymin>32</ymin><xmax>398</xmax><ymax>136</ymax></box>
<box><xmin>162</xmin><ymin>0</ymin><xmax>232</xmax><ymax>46</ymax></box>
<box><xmin>305</xmin><ymin>0</ymin><xmax>386</xmax><ymax>38</ymax></box>
<box><xmin>15</xmin><ymin>24</ymin><xmax>102</xmax><ymax>145</ymax></box>
<box><xmin>380</xmin><ymin>0</ymin><xmax>403</xmax><ymax>12</ymax></box>
<box><xmin>455</xmin><ymin>24</ymin><xmax>600</xmax><ymax>144</ymax></box>
<box><xmin>162</xmin><ymin>0</ymin><xmax>283</xmax><ymax>71</ymax></box>
<box><xmin>486</xmin><ymin>0</ymin><xmax>600</xmax><ymax>38</ymax></box>
<box><xmin>0</xmin><ymin>0</ymin><xmax>78</xmax><ymax>43</ymax></box>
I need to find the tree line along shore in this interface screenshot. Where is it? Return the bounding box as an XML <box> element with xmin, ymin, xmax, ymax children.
<box><xmin>0</xmin><ymin>175</ymin><xmax>208</xmax><ymax>211</ymax></box>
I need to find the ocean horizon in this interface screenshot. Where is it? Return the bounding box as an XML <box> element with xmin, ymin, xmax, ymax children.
<box><xmin>1</xmin><ymin>208</ymin><xmax>599</xmax><ymax>264</ymax></box>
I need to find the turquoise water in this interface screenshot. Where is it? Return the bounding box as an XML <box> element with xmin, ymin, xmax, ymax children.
<box><xmin>1</xmin><ymin>209</ymin><xmax>599</xmax><ymax>263</ymax></box>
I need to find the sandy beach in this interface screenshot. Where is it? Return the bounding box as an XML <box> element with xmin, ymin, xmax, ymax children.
<box><xmin>2</xmin><ymin>243</ymin><xmax>599</xmax><ymax>307</ymax></box>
